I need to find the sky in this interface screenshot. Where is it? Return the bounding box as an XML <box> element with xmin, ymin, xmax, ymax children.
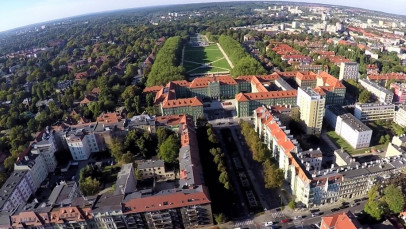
<box><xmin>0</xmin><ymin>0</ymin><xmax>405</xmax><ymax>32</ymax></box>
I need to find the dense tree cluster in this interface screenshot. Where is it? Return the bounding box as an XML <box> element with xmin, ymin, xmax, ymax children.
<box><xmin>364</xmin><ymin>184</ymin><xmax>406</xmax><ymax>221</ymax></box>
<box><xmin>218</xmin><ymin>35</ymin><xmax>266</xmax><ymax>77</ymax></box>
<box><xmin>207</xmin><ymin>124</ymin><xmax>230</xmax><ymax>190</ymax></box>
<box><xmin>109</xmin><ymin>129</ymin><xmax>157</xmax><ymax>164</ymax></box>
<box><xmin>239</xmin><ymin>121</ymin><xmax>284</xmax><ymax>189</ymax></box>
<box><xmin>146</xmin><ymin>36</ymin><xmax>185</xmax><ymax>86</ymax></box>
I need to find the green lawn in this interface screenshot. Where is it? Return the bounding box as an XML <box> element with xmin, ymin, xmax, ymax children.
<box><xmin>183</xmin><ymin>44</ymin><xmax>231</xmax><ymax>74</ymax></box>
<box><xmin>326</xmin><ymin>131</ymin><xmax>387</xmax><ymax>155</ymax></box>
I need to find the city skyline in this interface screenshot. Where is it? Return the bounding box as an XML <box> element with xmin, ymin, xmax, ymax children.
<box><xmin>0</xmin><ymin>0</ymin><xmax>405</xmax><ymax>32</ymax></box>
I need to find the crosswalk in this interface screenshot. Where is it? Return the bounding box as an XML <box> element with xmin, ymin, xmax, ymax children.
<box><xmin>270</xmin><ymin>210</ymin><xmax>285</xmax><ymax>220</ymax></box>
<box><xmin>234</xmin><ymin>219</ymin><xmax>254</xmax><ymax>227</ymax></box>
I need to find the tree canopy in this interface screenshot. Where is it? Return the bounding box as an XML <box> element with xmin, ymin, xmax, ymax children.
<box><xmin>158</xmin><ymin>135</ymin><xmax>180</xmax><ymax>164</ymax></box>
<box><xmin>218</xmin><ymin>35</ymin><xmax>266</xmax><ymax>77</ymax></box>
<box><xmin>146</xmin><ymin>36</ymin><xmax>185</xmax><ymax>86</ymax></box>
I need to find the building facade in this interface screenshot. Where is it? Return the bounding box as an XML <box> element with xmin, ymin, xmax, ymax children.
<box><xmin>359</xmin><ymin>79</ymin><xmax>393</xmax><ymax>104</ymax></box>
<box><xmin>297</xmin><ymin>87</ymin><xmax>325</xmax><ymax>135</ymax></box>
<box><xmin>354</xmin><ymin>103</ymin><xmax>395</xmax><ymax>122</ymax></box>
<box><xmin>395</xmin><ymin>106</ymin><xmax>406</xmax><ymax>127</ymax></box>
<box><xmin>339</xmin><ymin>62</ymin><xmax>359</xmax><ymax>80</ymax></box>
<box><xmin>391</xmin><ymin>82</ymin><xmax>406</xmax><ymax>104</ymax></box>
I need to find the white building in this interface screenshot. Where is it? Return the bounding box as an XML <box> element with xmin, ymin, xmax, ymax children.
<box><xmin>292</xmin><ymin>21</ymin><xmax>300</xmax><ymax>29</ymax></box>
<box><xmin>354</xmin><ymin>103</ymin><xmax>395</xmax><ymax>122</ymax></box>
<box><xmin>297</xmin><ymin>87</ymin><xmax>325</xmax><ymax>135</ymax></box>
<box><xmin>30</xmin><ymin>132</ymin><xmax>58</xmax><ymax>173</ymax></box>
<box><xmin>359</xmin><ymin>79</ymin><xmax>394</xmax><ymax>104</ymax></box>
<box><xmin>339</xmin><ymin>62</ymin><xmax>359</xmax><ymax>80</ymax></box>
<box><xmin>326</xmin><ymin>105</ymin><xmax>372</xmax><ymax>149</ymax></box>
<box><xmin>66</xmin><ymin>130</ymin><xmax>99</xmax><ymax>161</ymax></box>
<box><xmin>0</xmin><ymin>170</ymin><xmax>36</xmax><ymax>211</ymax></box>
<box><xmin>336</xmin><ymin>114</ymin><xmax>372</xmax><ymax>149</ymax></box>
<box><xmin>395</xmin><ymin>106</ymin><xmax>406</xmax><ymax>127</ymax></box>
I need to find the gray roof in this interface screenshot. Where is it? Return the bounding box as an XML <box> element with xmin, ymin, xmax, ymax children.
<box><xmin>114</xmin><ymin>163</ymin><xmax>135</xmax><ymax>196</ymax></box>
<box><xmin>137</xmin><ymin>160</ymin><xmax>164</xmax><ymax>170</ymax></box>
<box><xmin>340</xmin><ymin>167</ymin><xmax>370</xmax><ymax>179</ymax></box>
<box><xmin>359</xmin><ymin>79</ymin><xmax>394</xmax><ymax>95</ymax></box>
<box><xmin>47</xmin><ymin>181</ymin><xmax>77</xmax><ymax>206</ymax></box>
<box><xmin>91</xmin><ymin>194</ymin><xmax>124</xmax><ymax>214</ymax></box>
<box><xmin>0</xmin><ymin>170</ymin><xmax>29</xmax><ymax>209</ymax></box>
<box><xmin>0</xmin><ymin>212</ymin><xmax>11</xmax><ymax>227</ymax></box>
<box><xmin>339</xmin><ymin>113</ymin><xmax>371</xmax><ymax>132</ymax></box>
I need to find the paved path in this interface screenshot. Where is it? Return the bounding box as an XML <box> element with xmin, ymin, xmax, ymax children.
<box><xmin>217</xmin><ymin>42</ymin><xmax>234</xmax><ymax>68</ymax></box>
<box><xmin>181</xmin><ymin>46</ymin><xmax>185</xmax><ymax>66</ymax></box>
<box><xmin>321</xmin><ymin>131</ymin><xmax>339</xmax><ymax>151</ymax></box>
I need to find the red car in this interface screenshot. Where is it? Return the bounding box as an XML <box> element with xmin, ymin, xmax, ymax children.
<box><xmin>281</xmin><ymin>219</ymin><xmax>289</xmax><ymax>223</ymax></box>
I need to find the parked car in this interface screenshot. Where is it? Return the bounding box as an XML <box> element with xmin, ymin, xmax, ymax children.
<box><xmin>294</xmin><ymin>215</ymin><xmax>302</xmax><ymax>219</ymax></box>
<box><xmin>312</xmin><ymin>212</ymin><xmax>321</xmax><ymax>217</ymax></box>
<box><xmin>331</xmin><ymin>208</ymin><xmax>340</xmax><ymax>212</ymax></box>
<box><xmin>281</xmin><ymin>219</ymin><xmax>290</xmax><ymax>223</ymax></box>
<box><xmin>264</xmin><ymin>221</ymin><xmax>273</xmax><ymax>226</ymax></box>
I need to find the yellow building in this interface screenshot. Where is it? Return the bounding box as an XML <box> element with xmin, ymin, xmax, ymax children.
<box><xmin>297</xmin><ymin>87</ymin><xmax>325</xmax><ymax>135</ymax></box>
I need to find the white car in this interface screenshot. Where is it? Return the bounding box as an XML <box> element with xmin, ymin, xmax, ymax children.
<box><xmin>294</xmin><ymin>215</ymin><xmax>302</xmax><ymax>219</ymax></box>
<box><xmin>264</xmin><ymin>221</ymin><xmax>274</xmax><ymax>226</ymax></box>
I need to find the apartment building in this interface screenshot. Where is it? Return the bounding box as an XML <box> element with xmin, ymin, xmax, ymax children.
<box><xmin>0</xmin><ymin>170</ymin><xmax>36</xmax><ymax>211</ymax></box>
<box><xmin>339</xmin><ymin>62</ymin><xmax>359</xmax><ymax>80</ymax></box>
<box><xmin>14</xmin><ymin>153</ymin><xmax>49</xmax><ymax>190</ymax></box>
<box><xmin>65</xmin><ymin>130</ymin><xmax>95</xmax><ymax>161</ymax></box>
<box><xmin>254</xmin><ymin>107</ymin><xmax>406</xmax><ymax>208</ymax></box>
<box><xmin>354</xmin><ymin>103</ymin><xmax>395</xmax><ymax>121</ymax></box>
<box><xmin>114</xmin><ymin>163</ymin><xmax>137</xmax><ymax>196</ymax></box>
<box><xmin>326</xmin><ymin>105</ymin><xmax>372</xmax><ymax>149</ymax></box>
<box><xmin>395</xmin><ymin>106</ymin><xmax>406</xmax><ymax>127</ymax></box>
<box><xmin>390</xmin><ymin>82</ymin><xmax>406</xmax><ymax>104</ymax></box>
<box><xmin>297</xmin><ymin>87</ymin><xmax>325</xmax><ymax>135</ymax></box>
<box><xmin>315</xmin><ymin>72</ymin><xmax>346</xmax><ymax>105</ymax></box>
<box><xmin>137</xmin><ymin>160</ymin><xmax>176</xmax><ymax>181</ymax></box>
<box><xmin>30</xmin><ymin>131</ymin><xmax>58</xmax><ymax>173</ymax></box>
<box><xmin>359</xmin><ymin>79</ymin><xmax>394</xmax><ymax>103</ymax></box>
<box><xmin>367</xmin><ymin>72</ymin><xmax>406</xmax><ymax>86</ymax></box>
<box><xmin>366</xmin><ymin>64</ymin><xmax>379</xmax><ymax>75</ymax></box>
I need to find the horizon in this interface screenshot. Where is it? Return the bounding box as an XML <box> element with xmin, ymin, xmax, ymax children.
<box><xmin>0</xmin><ymin>0</ymin><xmax>405</xmax><ymax>33</ymax></box>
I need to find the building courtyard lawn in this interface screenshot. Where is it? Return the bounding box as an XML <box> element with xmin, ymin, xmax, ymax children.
<box><xmin>326</xmin><ymin>131</ymin><xmax>387</xmax><ymax>155</ymax></box>
<box><xmin>183</xmin><ymin>44</ymin><xmax>231</xmax><ymax>74</ymax></box>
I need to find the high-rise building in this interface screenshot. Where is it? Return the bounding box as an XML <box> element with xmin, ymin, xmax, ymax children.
<box><xmin>297</xmin><ymin>87</ymin><xmax>325</xmax><ymax>135</ymax></box>
<box><xmin>339</xmin><ymin>62</ymin><xmax>359</xmax><ymax>80</ymax></box>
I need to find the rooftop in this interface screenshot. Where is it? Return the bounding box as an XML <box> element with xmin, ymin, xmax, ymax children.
<box><xmin>339</xmin><ymin>113</ymin><xmax>371</xmax><ymax>132</ymax></box>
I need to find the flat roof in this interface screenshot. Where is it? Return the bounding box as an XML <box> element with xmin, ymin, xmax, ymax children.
<box><xmin>339</xmin><ymin>113</ymin><xmax>371</xmax><ymax>132</ymax></box>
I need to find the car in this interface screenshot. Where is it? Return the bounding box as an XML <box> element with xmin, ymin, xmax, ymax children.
<box><xmin>339</xmin><ymin>205</ymin><xmax>349</xmax><ymax>209</ymax></box>
<box><xmin>354</xmin><ymin>199</ymin><xmax>361</xmax><ymax>203</ymax></box>
<box><xmin>281</xmin><ymin>219</ymin><xmax>289</xmax><ymax>223</ymax></box>
<box><xmin>264</xmin><ymin>221</ymin><xmax>273</xmax><ymax>226</ymax></box>
<box><xmin>350</xmin><ymin>203</ymin><xmax>358</xmax><ymax>207</ymax></box>
<box><xmin>312</xmin><ymin>212</ymin><xmax>320</xmax><ymax>217</ymax></box>
<box><xmin>294</xmin><ymin>215</ymin><xmax>302</xmax><ymax>219</ymax></box>
<box><xmin>310</xmin><ymin>209</ymin><xmax>320</xmax><ymax>213</ymax></box>
<box><xmin>331</xmin><ymin>208</ymin><xmax>340</xmax><ymax>212</ymax></box>
<box><xmin>361</xmin><ymin>197</ymin><xmax>368</xmax><ymax>201</ymax></box>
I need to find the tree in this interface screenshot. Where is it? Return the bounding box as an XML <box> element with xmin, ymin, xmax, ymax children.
<box><xmin>288</xmin><ymin>200</ymin><xmax>296</xmax><ymax>209</ymax></box>
<box><xmin>364</xmin><ymin>185</ymin><xmax>385</xmax><ymax>220</ymax></box>
<box><xmin>158</xmin><ymin>135</ymin><xmax>180</xmax><ymax>164</ymax></box>
<box><xmin>384</xmin><ymin>185</ymin><xmax>405</xmax><ymax>214</ymax></box>
<box><xmin>214</xmin><ymin>213</ymin><xmax>227</xmax><ymax>224</ymax></box>
<box><xmin>121</xmin><ymin>152</ymin><xmax>135</xmax><ymax>164</ymax></box>
<box><xmin>156</xmin><ymin>127</ymin><xmax>171</xmax><ymax>148</ymax></box>
<box><xmin>109</xmin><ymin>139</ymin><xmax>124</xmax><ymax>163</ymax></box>
<box><xmin>80</xmin><ymin>177</ymin><xmax>100</xmax><ymax>196</ymax></box>
<box><xmin>364</xmin><ymin>200</ymin><xmax>385</xmax><ymax>220</ymax></box>
<box><xmin>358</xmin><ymin>89</ymin><xmax>371</xmax><ymax>103</ymax></box>
<box><xmin>4</xmin><ymin>156</ymin><xmax>16</xmax><ymax>170</ymax></box>
<box><xmin>263</xmin><ymin>159</ymin><xmax>284</xmax><ymax>189</ymax></box>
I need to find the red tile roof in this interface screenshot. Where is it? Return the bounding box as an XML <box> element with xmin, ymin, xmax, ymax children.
<box><xmin>50</xmin><ymin>207</ymin><xmax>92</xmax><ymax>224</ymax></box>
<box><xmin>123</xmin><ymin>187</ymin><xmax>211</xmax><ymax>214</ymax></box>
<box><xmin>162</xmin><ymin>97</ymin><xmax>203</xmax><ymax>108</ymax></box>
<box><xmin>156</xmin><ymin>114</ymin><xmax>188</xmax><ymax>126</ymax></box>
<box><xmin>317</xmin><ymin>72</ymin><xmax>345</xmax><ymax>88</ymax></box>
<box><xmin>189</xmin><ymin>75</ymin><xmax>237</xmax><ymax>88</ymax></box>
<box><xmin>143</xmin><ymin>85</ymin><xmax>164</xmax><ymax>94</ymax></box>
<box><xmin>96</xmin><ymin>112</ymin><xmax>121</xmax><ymax>124</ymax></box>
<box><xmin>321</xmin><ymin>211</ymin><xmax>362</xmax><ymax>229</ymax></box>
<box><xmin>368</xmin><ymin>73</ymin><xmax>406</xmax><ymax>81</ymax></box>
<box><xmin>236</xmin><ymin>90</ymin><xmax>297</xmax><ymax>102</ymax></box>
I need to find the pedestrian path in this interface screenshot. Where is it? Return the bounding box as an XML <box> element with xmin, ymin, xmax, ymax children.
<box><xmin>270</xmin><ymin>210</ymin><xmax>285</xmax><ymax>221</ymax></box>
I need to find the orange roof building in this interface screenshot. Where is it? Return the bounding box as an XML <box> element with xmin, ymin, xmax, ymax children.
<box><xmin>321</xmin><ymin>211</ymin><xmax>363</xmax><ymax>229</ymax></box>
